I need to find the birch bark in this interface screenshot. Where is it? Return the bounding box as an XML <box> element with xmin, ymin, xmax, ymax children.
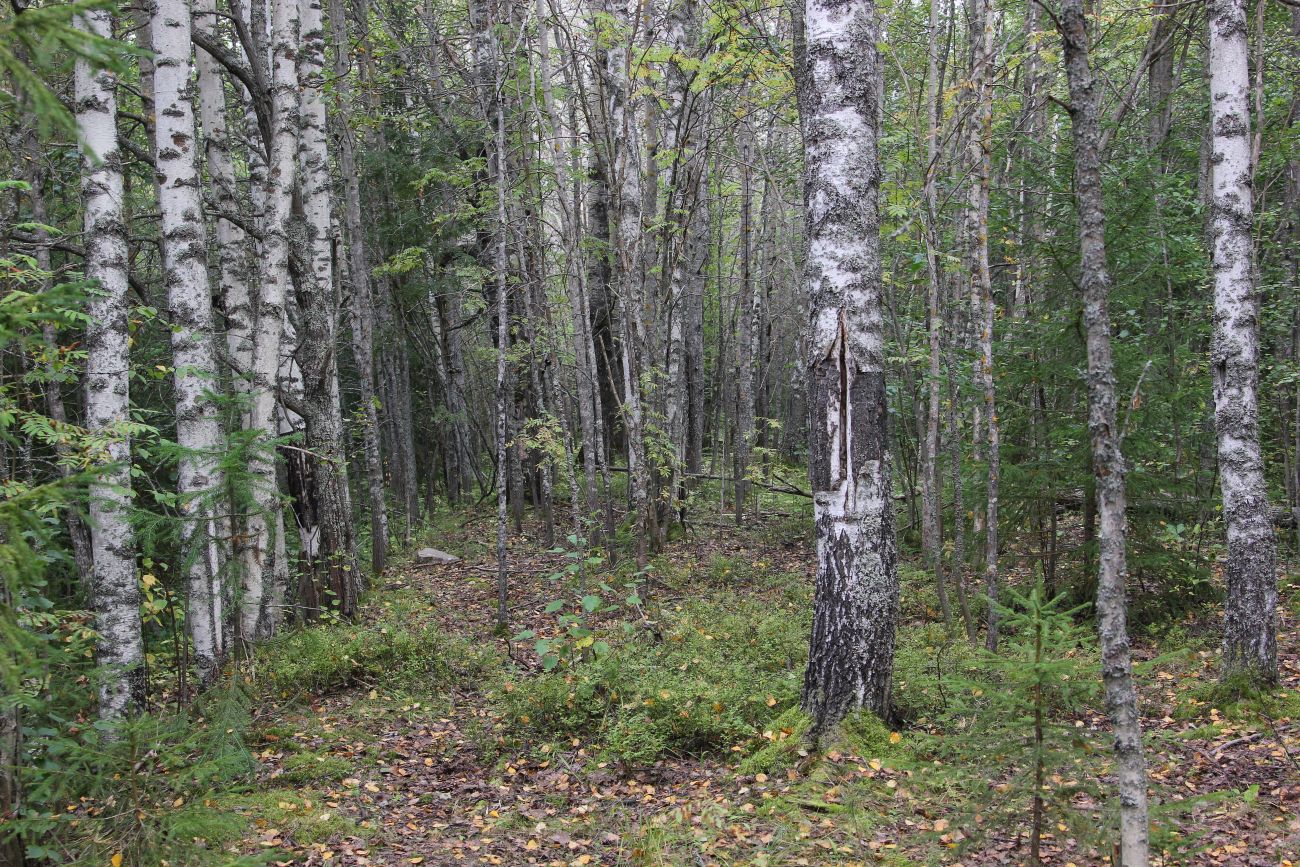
<box><xmin>75</xmin><ymin>7</ymin><xmax>144</xmax><ymax>717</ymax></box>
<box><xmin>797</xmin><ymin>0</ymin><xmax>899</xmax><ymax>735</ymax></box>
<box><xmin>240</xmin><ymin>0</ymin><xmax>298</xmax><ymax>642</ymax></box>
<box><xmin>600</xmin><ymin>0</ymin><xmax>651</xmax><ymax>567</ymax></box>
<box><xmin>296</xmin><ymin>0</ymin><xmax>358</xmax><ymax>614</ymax></box>
<box><xmin>964</xmin><ymin>0</ymin><xmax>1001</xmax><ymax>651</ymax></box>
<box><xmin>1208</xmin><ymin>0</ymin><xmax>1278</xmax><ymax>685</ymax></box>
<box><xmin>150</xmin><ymin>0</ymin><xmax>228</xmax><ymax>688</ymax></box>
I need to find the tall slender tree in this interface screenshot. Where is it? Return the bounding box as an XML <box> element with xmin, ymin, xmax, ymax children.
<box><xmin>1208</xmin><ymin>0</ymin><xmax>1277</xmax><ymax>686</ymax></box>
<box><xmin>150</xmin><ymin>0</ymin><xmax>228</xmax><ymax>688</ymax></box>
<box><xmin>76</xmin><ymin>6</ymin><xmax>144</xmax><ymax>717</ymax></box>
<box><xmin>1057</xmin><ymin>0</ymin><xmax>1150</xmax><ymax>858</ymax></box>
<box><xmin>239</xmin><ymin>0</ymin><xmax>298</xmax><ymax>642</ymax></box>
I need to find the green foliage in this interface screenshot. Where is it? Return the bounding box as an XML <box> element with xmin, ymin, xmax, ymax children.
<box><xmin>256</xmin><ymin>595</ymin><xmax>492</xmax><ymax>697</ymax></box>
<box><xmin>495</xmin><ymin>594</ymin><xmax>808</xmax><ymax>768</ymax></box>
<box><xmin>13</xmin><ymin>690</ymin><xmax>258</xmax><ymax>864</ymax></box>
<box><xmin>0</xmin><ymin>0</ymin><xmax>140</xmax><ymax>138</ymax></box>
<box><xmin>917</xmin><ymin>582</ymin><xmax>1107</xmax><ymax>856</ymax></box>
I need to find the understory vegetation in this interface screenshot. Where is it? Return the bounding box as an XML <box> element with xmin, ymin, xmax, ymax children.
<box><xmin>10</xmin><ymin>493</ymin><xmax>1298</xmax><ymax>864</ymax></box>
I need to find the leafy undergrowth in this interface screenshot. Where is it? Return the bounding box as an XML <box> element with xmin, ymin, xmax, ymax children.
<box><xmin>92</xmin><ymin>503</ymin><xmax>1300</xmax><ymax>865</ymax></box>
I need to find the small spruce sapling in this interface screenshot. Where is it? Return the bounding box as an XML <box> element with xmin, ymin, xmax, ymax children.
<box><xmin>936</xmin><ymin>579</ymin><xmax>1101</xmax><ymax>863</ymax></box>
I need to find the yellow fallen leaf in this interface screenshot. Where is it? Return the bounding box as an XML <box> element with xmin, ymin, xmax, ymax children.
<box><xmin>889</xmin><ymin>732</ymin><xmax>902</xmax><ymax>744</ymax></box>
<box><xmin>112</xmin><ymin>856</ymin><xmax>124</xmax><ymax>867</ymax></box>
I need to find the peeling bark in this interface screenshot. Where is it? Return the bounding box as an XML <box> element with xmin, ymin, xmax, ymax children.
<box><xmin>797</xmin><ymin>0</ymin><xmax>899</xmax><ymax>736</ymax></box>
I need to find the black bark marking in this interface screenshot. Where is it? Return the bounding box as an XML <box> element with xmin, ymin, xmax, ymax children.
<box><xmin>850</xmin><ymin>369</ymin><xmax>886</xmax><ymax>469</ymax></box>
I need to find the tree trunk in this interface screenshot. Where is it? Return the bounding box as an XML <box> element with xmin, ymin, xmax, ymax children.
<box><xmin>797</xmin><ymin>0</ymin><xmax>899</xmax><ymax>736</ymax></box>
<box><xmin>1208</xmin><ymin>0</ymin><xmax>1277</xmax><ymax>686</ymax></box>
<box><xmin>0</xmin><ymin>526</ymin><xmax>22</xmax><ymax>864</ymax></box>
<box><xmin>329</xmin><ymin>0</ymin><xmax>389</xmax><ymax>576</ymax></box>
<box><xmin>77</xmin><ymin>7</ymin><xmax>145</xmax><ymax>720</ymax></box>
<box><xmin>150</xmin><ymin>0</ymin><xmax>228</xmax><ymax>690</ymax></box>
<box><xmin>734</xmin><ymin>128</ymin><xmax>755</xmax><ymax>525</ymax></box>
<box><xmin>240</xmin><ymin>0</ymin><xmax>298</xmax><ymax>643</ymax></box>
<box><xmin>602</xmin><ymin>0</ymin><xmax>651</xmax><ymax>569</ymax></box>
<box><xmin>1057</xmin><ymin>0</ymin><xmax>1150</xmax><ymax>859</ymax></box>
<box><xmin>295</xmin><ymin>0</ymin><xmax>358</xmax><ymax>616</ymax></box>
<box><xmin>921</xmin><ymin>0</ymin><xmax>948</xmax><ymax>626</ymax></box>
<box><xmin>964</xmin><ymin>0</ymin><xmax>1001</xmax><ymax>651</ymax></box>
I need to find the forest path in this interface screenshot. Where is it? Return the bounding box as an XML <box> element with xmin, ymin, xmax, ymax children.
<box><xmin>241</xmin><ymin>513</ymin><xmax>1300</xmax><ymax>866</ymax></box>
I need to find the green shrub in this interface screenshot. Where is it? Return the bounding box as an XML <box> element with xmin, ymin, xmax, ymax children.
<box><xmin>891</xmin><ymin>622</ymin><xmax>985</xmax><ymax>723</ymax></box>
<box><xmin>257</xmin><ymin>596</ymin><xmax>494</xmax><ymax>697</ymax></box>
<box><xmin>494</xmin><ymin>594</ymin><xmax>808</xmax><ymax>767</ymax></box>
<box><xmin>14</xmin><ymin>689</ymin><xmax>258</xmax><ymax>864</ymax></box>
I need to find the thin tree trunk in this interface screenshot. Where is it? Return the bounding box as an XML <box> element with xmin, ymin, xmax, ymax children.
<box><xmin>734</xmin><ymin>128</ymin><xmax>755</xmax><ymax>525</ymax></box>
<box><xmin>965</xmin><ymin>0</ymin><xmax>1001</xmax><ymax>651</ymax></box>
<box><xmin>329</xmin><ymin>0</ymin><xmax>388</xmax><ymax>576</ymax></box>
<box><xmin>240</xmin><ymin>0</ymin><xmax>298</xmax><ymax>643</ymax></box>
<box><xmin>1208</xmin><ymin>0</ymin><xmax>1278</xmax><ymax>686</ymax></box>
<box><xmin>921</xmin><ymin>0</ymin><xmax>948</xmax><ymax>626</ymax></box>
<box><xmin>797</xmin><ymin>0</ymin><xmax>899</xmax><ymax>736</ymax></box>
<box><xmin>1057</xmin><ymin>0</ymin><xmax>1150</xmax><ymax>859</ymax></box>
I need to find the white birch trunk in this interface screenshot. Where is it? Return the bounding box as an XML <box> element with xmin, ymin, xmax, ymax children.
<box><xmin>601</xmin><ymin>0</ymin><xmax>651</xmax><ymax>567</ymax></box>
<box><xmin>240</xmin><ymin>0</ymin><xmax>299</xmax><ymax>642</ymax></box>
<box><xmin>797</xmin><ymin>0</ymin><xmax>899</xmax><ymax>735</ymax></box>
<box><xmin>1208</xmin><ymin>0</ymin><xmax>1278</xmax><ymax>685</ymax></box>
<box><xmin>150</xmin><ymin>0</ymin><xmax>227</xmax><ymax>689</ymax></box>
<box><xmin>76</xmin><ymin>8</ymin><xmax>145</xmax><ymax>718</ymax></box>
<box><xmin>296</xmin><ymin>0</ymin><xmax>359</xmax><ymax>613</ymax></box>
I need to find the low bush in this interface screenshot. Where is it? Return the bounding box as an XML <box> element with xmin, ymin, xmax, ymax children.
<box><xmin>494</xmin><ymin>594</ymin><xmax>809</xmax><ymax>767</ymax></box>
<box><xmin>257</xmin><ymin>593</ymin><xmax>494</xmax><ymax>697</ymax></box>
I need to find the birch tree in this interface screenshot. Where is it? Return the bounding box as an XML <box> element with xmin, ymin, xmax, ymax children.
<box><xmin>239</xmin><ymin>0</ymin><xmax>299</xmax><ymax>642</ymax></box>
<box><xmin>150</xmin><ymin>0</ymin><xmax>227</xmax><ymax>688</ymax></box>
<box><xmin>1208</xmin><ymin>0</ymin><xmax>1277</xmax><ymax>686</ymax></box>
<box><xmin>296</xmin><ymin>0</ymin><xmax>359</xmax><ymax>616</ymax></box>
<box><xmin>75</xmin><ymin>6</ymin><xmax>144</xmax><ymax>718</ymax></box>
<box><xmin>797</xmin><ymin>0</ymin><xmax>899</xmax><ymax>735</ymax></box>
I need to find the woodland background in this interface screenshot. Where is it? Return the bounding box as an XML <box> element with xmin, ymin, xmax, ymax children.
<box><xmin>0</xmin><ymin>0</ymin><xmax>1298</xmax><ymax>861</ymax></box>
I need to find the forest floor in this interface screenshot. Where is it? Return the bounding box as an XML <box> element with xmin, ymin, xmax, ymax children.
<box><xmin>204</xmin><ymin>504</ymin><xmax>1300</xmax><ymax>867</ymax></box>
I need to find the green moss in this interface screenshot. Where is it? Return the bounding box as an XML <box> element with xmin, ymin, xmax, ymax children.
<box><xmin>736</xmin><ymin>707</ymin><xmax>812</xmax><ymax>775</ymax></box>
<box><xmin>277</xmin><ymin>751</ymin><xmax>352</xmax><ymax>785</ymax></box>
<box><xmin>160</xmin><ymin>788</ymin><xmax>367</xmax><ymax>863</ymax></box>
